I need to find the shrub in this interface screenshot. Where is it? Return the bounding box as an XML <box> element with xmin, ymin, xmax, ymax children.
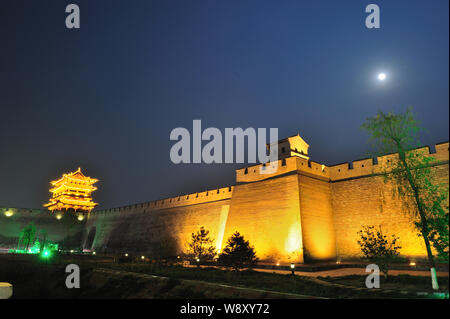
<box><xmin>357</xmin><ymin>225</ymin><xmax>402</xmax><ymax>278</ymax></box>
<box><xmin>219</xmin><ymin>232</ymin><xmax>258</xmax><ymax>271</ymax></box>
<box><xmin>185</xmin><ymin>227</ymin><xmax>216</xmax><ymax>265</ymax></box>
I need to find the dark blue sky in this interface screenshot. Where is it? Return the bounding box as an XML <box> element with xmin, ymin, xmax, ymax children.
<box><xmin>0</xmin><ymin>0</ymin><xmax>448</xmax><ymax>209</ymax></box>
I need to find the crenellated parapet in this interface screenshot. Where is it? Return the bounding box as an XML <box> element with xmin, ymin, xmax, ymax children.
<box><xmin>236</xmin><ymin>156</ymin><xmax>330</xmax><ymax>183</ymax></box>
<box><xmin>235</xmin><ymin>141</ymin><xmax>448</xmax><ymax>183</ymax></box>
<box><xmin>91</xmin><ymin>186</ymin><xmax>234</xmax><ymax>215</ymax></box>
<box><xmin>329</xmin><ymin>142</ymin><xmax>449</xmax><ymax>181</ymax></box>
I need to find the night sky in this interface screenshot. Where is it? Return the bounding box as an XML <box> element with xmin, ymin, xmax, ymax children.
<box><xmin>0</xmin><ymin>0</ymin><xmax>448</xmax><ymax>209</ymax></box>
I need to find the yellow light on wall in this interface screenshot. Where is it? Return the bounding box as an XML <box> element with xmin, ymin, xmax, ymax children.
<box><xmin>56</xmin><ymin>213</ymin><xmax>63</xmax><ymax>220</ymax></box>
<box><xmin>215</xmin><ymin>205</ymin><xmax>230</xmax><ymax>253</ymax></box>
<box><xmin>77</xmin><ymin>214</ymin><xmax>85</xmax><ymax>221</ymax></box>
<box><xmin>4</xmin><ymin>211</ymin><xmax>14</xmax><ymax>217</ymax></box>
<box><xmin>409</xmin><ymin>262</ymin><xmax>416</xmax><ymax>266</ymax></box>
<box><xmin>285</xmin><ymin>223</ymin><xmax>302</xmax><ymax>254</ymax></box>
<box><xmin>141</xmin><ymin>255</ymin><xmax>145</xmax><ymax>260</ymax></box>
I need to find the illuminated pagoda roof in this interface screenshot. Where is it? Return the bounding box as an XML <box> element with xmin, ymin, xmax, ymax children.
<box><xmin>44</xmin><ymin>167</ymin><xmax>98</xmax><ymax>212</ymax></box>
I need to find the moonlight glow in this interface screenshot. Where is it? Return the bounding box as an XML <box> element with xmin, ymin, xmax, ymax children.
<box><xmin>378</xmin><ymin>73</ymin><xmax>387</xmax><ymax>81</ymax></box>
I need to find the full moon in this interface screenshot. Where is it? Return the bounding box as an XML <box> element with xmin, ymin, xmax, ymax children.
<box><xmin>378</xmin><ymin>73</ymin><xmax>387</xmax><ymax>81</ymax></box>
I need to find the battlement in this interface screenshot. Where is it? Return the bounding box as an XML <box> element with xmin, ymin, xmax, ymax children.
<box><xmin>329</xmin><ymin>142</ymin><xmax>449</xmax><ymax>181</ymax></box>
<box><xmin>236</xmin><ymin>157</ymin><xmax>297</xmax><ymax>183</ymax></box>
<box><xmin>235</xmin><ymin>142</ymin><xmax>449</xmax><ymax>183</ymax></box>
<box><xmin>91</xmin><ymin>186</ymin><xmax>234</xmax><ymax>215</ymax></box>
<box><xmin>236</xmin><ymin>155</ymin><xmax>330</xmax><ymax>183</ymax></box>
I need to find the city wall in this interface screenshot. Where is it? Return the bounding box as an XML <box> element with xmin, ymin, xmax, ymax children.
<box><xmin>83</xmin><ymin>187</ymin><xmax>234</xmax><ymax>257</ymax></box>
<box><xmin>329</xmin><ymin>142</ymin><xmax>449</xmax><ymax>261</ymax></box>
<box><xmin>1</xmin><ymin>142</ymin><xmax>448</xmax><ymax>264</ymax></box>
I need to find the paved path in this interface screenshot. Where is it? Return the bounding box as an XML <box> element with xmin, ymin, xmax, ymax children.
<box><xmin>255</xmin><ymin>267</ymin><xmax>449</xmax><ymax>278</ymax></box>
<box><xmin>186</xmin><ymin>264</ymin><xmax>449</xmax><ymax>278</ymax></box>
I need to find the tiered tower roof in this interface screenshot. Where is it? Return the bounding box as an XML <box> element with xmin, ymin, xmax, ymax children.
<box><xmin>44</xmin><ymin>167</ymin><xmax>98</xmax><ymax>212</ymax></box>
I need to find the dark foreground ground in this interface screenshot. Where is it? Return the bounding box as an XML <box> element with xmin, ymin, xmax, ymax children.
<box><xmin>0</xmin><ymin>254</ymin><xmax>448</xmax><ymax>299</ymax></box>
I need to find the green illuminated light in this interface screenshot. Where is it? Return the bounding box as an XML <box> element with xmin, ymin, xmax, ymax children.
<box><xmin>40</xmin><ymin>250</ymin><xmax>51</xmax><ymax>259</ymax></box>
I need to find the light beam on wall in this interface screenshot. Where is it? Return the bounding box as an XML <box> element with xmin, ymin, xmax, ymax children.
<box><xmin>215</xmin><ymin>205</ymin><xmax>230</xmax><ymax>253</ymax></box>
<box><xmin>285</xmin><ymin>223</ymin><xmax>303</xmax><ymax>256</ymax></box>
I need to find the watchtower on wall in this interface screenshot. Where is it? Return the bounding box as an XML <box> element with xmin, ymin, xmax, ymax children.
<box><xmin>268</xmin><ymin>134</ymin><xmax>309</xmax><ymax>160</ymax></box>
